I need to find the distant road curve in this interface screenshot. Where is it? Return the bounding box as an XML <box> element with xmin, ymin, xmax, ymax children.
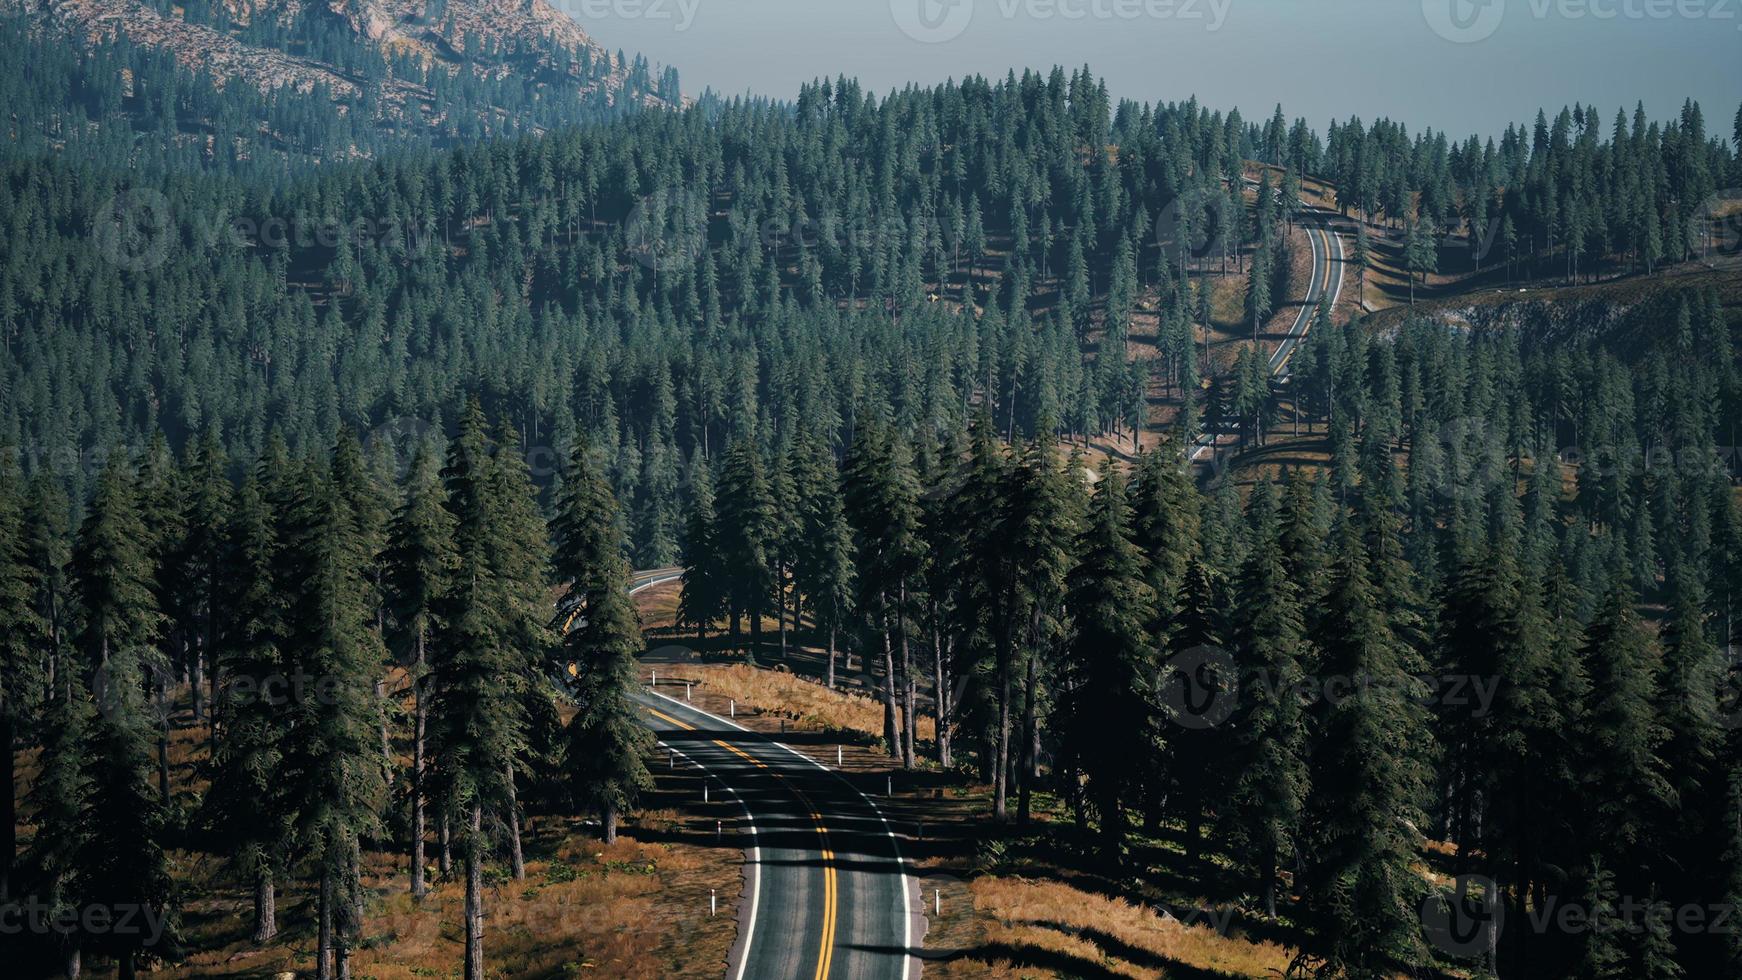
<box><xmin>1191</xmin><ymin>202</ymin><xmax>1346</xmax><ymax>464</ymax></box>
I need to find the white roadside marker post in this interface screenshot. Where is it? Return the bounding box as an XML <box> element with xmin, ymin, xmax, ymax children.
<box><xmin>711</xmin><ymin>889</ymin><xmax>717</xmax><ymax>917</ymax></box>
<box><xmin>704</xmin><ymin>782</ymin><xmax>710</xmax><ymax>804</ymax></box>
<box><xmin>686</xmin><ymin>682</ymin><xmax>692</xmax><ymax>701</ymax></box>
<box><xmin>836</xmin><ymin>746</ymin><xmax>843</xmax><ymax>766</ymax></box>
<box><xmin>935</xmin><ymin>889</ymin><xmax>941</xmax><ymax>917</ymax></box>
<box><xmin>729</xmin><ymin>699</ymin><xmax>734</xmax><ymax>717</ymax></box>
<box><xmin>716</xmin><ymin>819</ymin><xmax>722</xmax><ymax>842</ymax></box>
<box><xmin>651</xmin><ymin>669</ymin><xmax>657</xmax><ymax>688</ymax></box>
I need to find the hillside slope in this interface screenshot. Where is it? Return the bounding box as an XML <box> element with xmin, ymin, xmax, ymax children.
<box><xmin>0</xmin><ymin>0</ymin><xmax>679</xmax><ymax>168</ymax></box>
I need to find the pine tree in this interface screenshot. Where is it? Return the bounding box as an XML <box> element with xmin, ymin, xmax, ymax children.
<box><xmin>1653</xmin><ymin>563</ymin><xmax>1728</xmax><ymax>946</ymax></box>
<box><xmin>1224</xmin><ymin>480</ymin><xmax>1309</xmax><ymax>920</ymax></box>
<box><xmin>22</xmin><ymin>474</ymin><xmax>72</xmax><ymax>703</ymax></box>
<box><xmin>552</xmin><ymin>439</ymin><xmax>652</xmax><ymax>843</ymax></box>
<box><xmin>1054</xmin><ymin>470</ymin><xmax>1154</xmax><ymax>859</ymax></box>
<box><xmin>1405</xmin><ymin>218</ymin><xmax>1437</xmax><ymax>305</ymax></box>
<box><xmin>946</xmin><ymin>410</ymin><xmax>1010</xmax><ymax>782</ymax></box>
<box><xmin>1129</xmin><ymin>442</ymin><xmax>1201</xmax><ymax>628</ymax></box>
<box><xmin>430</xmin><ymin>402</ymin><xmax>530</xmax><ymax>980</ymax></box>
<box><xmin>384</xmin><ymin>442</ymin><xmax>456</xmax><ymax>898</ymax></box>
<box><xmin>25</xmin><ymin>674</ymin><xmax>94</xmax><ymax>978</ymax></box>
<box><xmin>332</xmin><ymin>428</ymin><xmax>392</xmax><ymax>761</ymax></box>
<box><xmin>794</xmin><ymin>439</ymin><xmax>854</xmax><ymax>689</ymax></box>
<box><xmin>278</xmin><ymin>444</ymin><xmax>390</xmax><ymax>980</ymax></box>
<box><xmin>1246</xmin><ymin>238</ymin><xmax>1274</xmax><ymax>343</ymax></box>
<box><xmin>1580</xmin><ymin>585</ymin><xmax>1671</xmax><ymax>892</ymax></box>
<box><xmin>0</xmin><ymin>451</ymin><xmax>45</xmax><ymax>900</ymax></box>
<box><xmin>73</xmin><ymin>458</ymin><xmax>164</xmax><ymax>671</ymax></box>
<box><xmin>714</xmin><ymin>439</ymin><xmax>776</xmax><ymax>660</ymax></box>
<box><xmin>844</xmin><ymin>426</ymin><xmax>926</xmax><ymax>766</ymax></box>
<box><xmin>484</xmin><ymin>423</ymin><xmax>556</xmax><ymax>880</ymax></box>
<box><xmin>77</xmin><ymin>643</ymin><xmax>179</xmax><ymax>980</ymax></box>
<box><xmin>677</xmin><ymin>459</ymin><xmax>724</xmax><ymax>644</ymax></box>
<box><xmin>1163</xmin><ymin>556</ymin><xmax>1227</xmax><ymax>865</ymax></box>
<box><xmin>202</xmin><ymin>472</ymin><xmax>291</xmax><ymax>943</ymax></box>
<box><xmin>1299</xmin><ymin>516</ymin><xmax>1429</xmax><ymax>979</ymax></box>
<box><xmin>1575</xmin><ymin>858</ymin><xmax>1630</xmax><ymax>980</ymax></box>
<box><xmin>993</xmin><ymin>438</ymin><xmax>1076</xmax><ymax>821</ymax></box>
<box><xmin>176</xmin><ymin>432</ymin><xmax>231</xmax><ymax>735</ymax></box>
<box><xmin>135</xmin><ymin>434</ymin><xmax>186</xmax><ymax>807</ymax></box>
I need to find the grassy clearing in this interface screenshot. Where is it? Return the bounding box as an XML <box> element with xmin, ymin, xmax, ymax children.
<box><xmin>652</xmin><ymin>662</ymin><xmax>935</xmax><ymax>747</ymax></box>
<box><xmin>169</xmin><ymin>832</ymin><xmax>736</xmax><ymax>980</ymax></box>
<box><xmin>928</xmin><ymin>876</ymin><xmax>1296</xmax><ymax>980</ymax></box>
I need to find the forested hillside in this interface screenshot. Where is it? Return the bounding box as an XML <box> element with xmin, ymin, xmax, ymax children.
<box><xmin>2</xmin><ymin>66</ymin><xmax>1736</xmax><ymax>556</ymax></box>
<box><xmin>0</xmin><ymin>0</ymin><xmax>679</xmax><ymax>174</ymax></box>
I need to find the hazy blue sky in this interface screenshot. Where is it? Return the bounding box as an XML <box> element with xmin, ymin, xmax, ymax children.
<box><xmin>569</xmin><ymin>0</ymin><xmax>1740</xmax><ymax>140</ymax></box>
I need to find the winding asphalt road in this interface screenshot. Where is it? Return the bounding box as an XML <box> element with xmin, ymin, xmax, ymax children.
<box><xmin>1191</xmin><ymin>201</ymin><xmax>1346</xmax><ymax>463</ymax></box>
<box><xmin>626</xmin><ymin>573</ymin><xmax>920</xmax><ymax>980</ymax></box>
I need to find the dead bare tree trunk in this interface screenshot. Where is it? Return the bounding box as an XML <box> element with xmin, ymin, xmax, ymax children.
<box><xmin>899</xmin><ymin>583</ymin><xmax>916</xmax><ymax>769</ymax></box>
<box><xmin>506</xmin><ymin>768</ymin><xmax>526</xmax><ymax>880</ymax></box>
<box><xmin>411</xmin><ymin>629</ymin><xmax>429</xmax><ymax>897</ymax></box>
<box><xmin>317</xmin><ymin>866</ymin><xmax>334</xmax><ymax>980</ymax></box>
<box><xmin>881</xmin><ymin>608</ymin><xmax>899</xmax><ymax>758</ymax></box>
<box><xmin>465</xmin><ymin>806</ymin><xmax>485</xmax><ymax>980</ymax></box>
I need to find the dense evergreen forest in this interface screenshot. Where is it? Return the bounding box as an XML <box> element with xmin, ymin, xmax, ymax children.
<box><xmin>2</xmin><ymin>56</ymin><xmax>1741</xmax><ymax>978</ymax></box>
<box><xmin>2</xmin><ymin>66</ymin><xmax>1736</xmax><ymax>552</ymax></box>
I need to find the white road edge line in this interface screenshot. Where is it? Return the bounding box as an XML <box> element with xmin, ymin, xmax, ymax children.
<box><xmin>646</xmin><ymin>687</ymin><xmax>919</xmax><ymax>980</ymax></box>
<box><xmin>653</xmin><ymin>737</ymin><xmax>762</xmax><ymax>980</ymax></box>
<box><xmin>627</xmin><ymin>572</ymin><xmax>764</xmax><ymax>980</ymax></box>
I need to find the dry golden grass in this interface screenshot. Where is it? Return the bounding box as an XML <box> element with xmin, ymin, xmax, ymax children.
<box><xmin>161</xmin><ymin>832</ymin><xmax>738</xmax><ymax>980</ymax></box>
<box><xmin>12</xmin><ymin>677</ymin><xmax>740</xmax><ymax>979</ymax></box>
<box><xmin>678</xmin><ymin>663</ymin><xmax>935</xmax><ymax>744</ymax></box>
<box><xmin>633</xmin><ymin>579</ymin><xmax>683</xmax><ymax>631</ymax></box>
<box><xmin>931</xmin><ymin>877</ymin><xmax>1296</xmax><ymax>980</ymax></box>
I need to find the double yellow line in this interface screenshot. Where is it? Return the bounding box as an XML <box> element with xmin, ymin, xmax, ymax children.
<box><xmin>644</xmin><ymin>704</ymin><xmax>838</xmax><ymax>979</ymax></box>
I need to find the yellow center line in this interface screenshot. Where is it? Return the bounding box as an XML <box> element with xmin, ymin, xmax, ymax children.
<box><xmin>644</xmin><ymin>703</ymin><xmax>838</xmax><ymax>979</ymax></box>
